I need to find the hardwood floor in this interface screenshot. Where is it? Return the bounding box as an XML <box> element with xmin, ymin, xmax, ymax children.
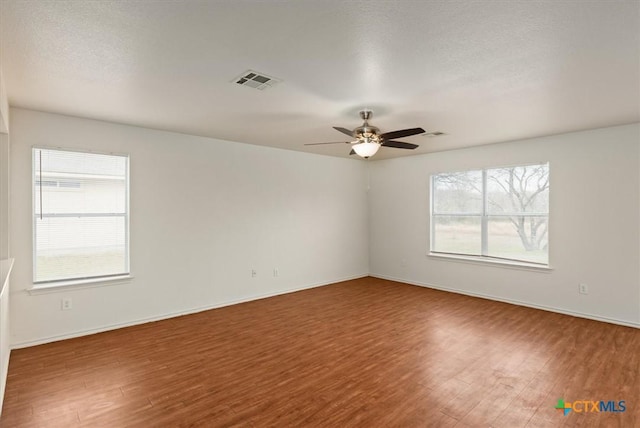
<box><xmin>1</xmin><ymin>277</ymin><xmax>638</xmax><ymax>427</ymax></box>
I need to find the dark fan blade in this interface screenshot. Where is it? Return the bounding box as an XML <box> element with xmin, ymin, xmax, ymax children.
<box><xmin>333</xmin><ymin>126</ymin><xmax>354</xmax><ymax>137</ymax></box>
<box><xmin>380</xmin><ymin>127</ymin><xmax>425</xmax><ymax>140</ymax></box>
<box><xmin>381</xmin><ymin>140</ymin><xmax>419</xmax><ymax>150</ymax></box>
<box><xmin>304</xmin><ymin>142</ymin><xmax>350</xmax><ymax>146</ymax></box>
<box><xmin>349</xmin><ymin>149</ymin><xmax>356</xmax><ymax>155</ymax></box>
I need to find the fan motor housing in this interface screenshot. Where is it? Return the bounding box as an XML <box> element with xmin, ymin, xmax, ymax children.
<box><xmin>354</xmin><ymin>125</ymin><xmax>380</xmax><ymax>140</ymax></box>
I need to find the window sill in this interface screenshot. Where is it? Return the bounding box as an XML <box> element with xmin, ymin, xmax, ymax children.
<box><xmin>427</xmin><ymin>253</ymin><xmax>552</xmax><ymax>272</ymax></box>
<box><xmin>28</xmin><ymin>274</ymin><xmax>134</xmax><ymax>295</ymax></box>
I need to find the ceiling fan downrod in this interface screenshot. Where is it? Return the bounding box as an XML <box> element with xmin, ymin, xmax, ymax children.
<box><xmin>356</xmin><ymin>110</ymin><xmax>379</xmax><ymax>140</ymax></box>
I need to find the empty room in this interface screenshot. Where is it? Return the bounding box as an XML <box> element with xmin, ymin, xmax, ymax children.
<box><xmin>0</xmin><ymin>1</ymin><xmax>639</xmax><ymax>427</ymax></box>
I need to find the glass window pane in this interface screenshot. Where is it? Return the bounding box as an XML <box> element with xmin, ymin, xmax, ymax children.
<box><xmin>432</xmin><ymin>215</ymin><xmax>481</xmax><ymax>256</ymax></box>
<box><xmin>487</xmin><ymin>216</ymin><xmax>548</xmax><ymax>264</ymax></box>
<box><xmin>36</xmin><ymin>177</ymin><xmax>126</xmax><ymax>215</ymax></box>
<box><xmin>486</xmin><ymin>164</ymin><xmax>549</xmax><ymax>214</ymax></box>
<box><xmin>36</xmin><ymin>149</ymin><xmax>126</xmax><ymax>177</ymax></box>
<box><xmin>34</xmin><ymin>148</ymin><xmax>129</xmax><ymax>282</ymax></box>
<box><xmin>432</xmin><ymin>170</ymin><xmax>483</xmax><ymax>214</ymax></box>
<box><xmin>35</xmin><ymin>216</ymin><xmax>128</xmax><ymax>282</ymax></box>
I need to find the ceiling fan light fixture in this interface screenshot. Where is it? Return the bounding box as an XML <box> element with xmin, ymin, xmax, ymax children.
<box><xmin>304</xmin><ymin>110</ymin><xmax>423</xmax><ymax>158</ymax></box>
<box><xmin>353</xmin><ymin>140</ymin><xmax>381</xmax><ymax>158</ymax></box>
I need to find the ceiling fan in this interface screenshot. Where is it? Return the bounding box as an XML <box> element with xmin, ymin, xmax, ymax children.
<box><xmin>305</xmin><ymin>110</ymin><xmax>425</xmax><ymax>159</ymax></box>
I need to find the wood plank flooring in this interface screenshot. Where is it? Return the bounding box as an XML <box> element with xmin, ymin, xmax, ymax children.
<box><xmin>1</xmin><ymin>277</ymin><xmax>638</xmax><ymax>427</ymax></box>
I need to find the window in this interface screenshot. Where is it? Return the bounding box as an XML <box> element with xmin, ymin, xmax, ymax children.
<box><xmin>33</xmin><ymin>148</ymin><xmax>129</xmax><ymax>284</ymax></box>
<box><xmin>431</xmin><ymin>163</ymin><xmax>549</xmax><ymax>265</ymax></box>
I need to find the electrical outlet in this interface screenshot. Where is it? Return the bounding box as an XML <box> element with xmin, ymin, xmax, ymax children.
<box><xmin>273</xmin><ymin>268</ymin><xmax>279</xmax><ymax>277</ymax></box>
<box><xmin>251</xmin><ymin>269</ymin><xmax>257</xmax><ymax>278</ymax></box>
<box><xmin>61</xmin><ymin>298</ymin><xmax>72</xmax><ymax>311</ymax></box>
<box><xmin>579</xmin><ymin>283</ymin><xmax>588</xmax><ymax>295</ymax></box>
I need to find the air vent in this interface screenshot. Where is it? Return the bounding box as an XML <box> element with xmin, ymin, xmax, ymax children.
<box><xmin>233</xmin><ymin>70</ymin><xmax>281</xmax><ymax>90</ymax></box>
<box><xmin>423</xmin><ymin>131</ymin><xmax>446</xmax><ymax>137</ymax></box>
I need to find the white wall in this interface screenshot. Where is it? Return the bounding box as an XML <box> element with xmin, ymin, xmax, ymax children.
<box><xmin>9</xmin><ymin>108</ymin><xmax>369</xmax><ymax>347</ymax></box>
<box><xmin>369</xmin><ymin>124</ymin><xmax>640</xmax><ymax>327</ymax></box>
<box><xmin>7</xmin><ymin>108</ymin><xmax>639</xmax><ymax>349</ymax></box>
<box><xmin>0</xmin><ymin>68</ymin><xmax>8</xmax><ymax>134</ymax></box>
<box><xmin>0</xmin><ymin>66</ymin><xmax>10</xmax><ymax>413</ymax></box>
<box><xmin>0</xmin><ymin>134</ymin><xmax>8</xmax><ymax>261</ymax></box>
<box><xmin>0</xmin><ymin>275</ymin><xmax>10</xmax><ymax>413</ymax></box>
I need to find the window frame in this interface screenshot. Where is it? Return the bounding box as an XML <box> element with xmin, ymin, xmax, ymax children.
<box><xmin>429</xmin><ymin>162</ymin><xmax>550</xmax><ymax>268</ymax></box>
<box><xmin>32</xmin><ymin>146</ymin><xmax>131</xmax><ymax>286</ymax></box>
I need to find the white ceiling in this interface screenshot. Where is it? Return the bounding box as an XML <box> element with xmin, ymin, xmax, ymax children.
<box><xmin>1</xmin><ymin>1</ymin><xmax>639</xmax><ymax>160</ymax></box>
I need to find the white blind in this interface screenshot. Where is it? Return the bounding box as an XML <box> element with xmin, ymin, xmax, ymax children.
<box><xmin>34</xmin><ymin>148</ymin><xmax>129</xmax><ymax>283</ymax></box>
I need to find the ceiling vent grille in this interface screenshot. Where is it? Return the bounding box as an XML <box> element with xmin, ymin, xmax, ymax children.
<box><xmin>233</xmin><ymin>70</ymin><xmax>281</xmax><ymax>90</ymax></box>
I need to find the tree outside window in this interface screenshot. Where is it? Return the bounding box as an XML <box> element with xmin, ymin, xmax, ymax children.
<box><xmin>431</xmin><ymin>163</ymin><xmax>549</xmax><ymax>265</ymax></box>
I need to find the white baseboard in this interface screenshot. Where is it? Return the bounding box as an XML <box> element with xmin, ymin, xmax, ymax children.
<box><xmin>370</xmin><ymin>273</ymin><xmax>640</xmax><ymax>329</ymax></box>
<box><xmin>12</xmin><ymin>273</ymin><xmax>369</xmax><ymax>349</ymax></box>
